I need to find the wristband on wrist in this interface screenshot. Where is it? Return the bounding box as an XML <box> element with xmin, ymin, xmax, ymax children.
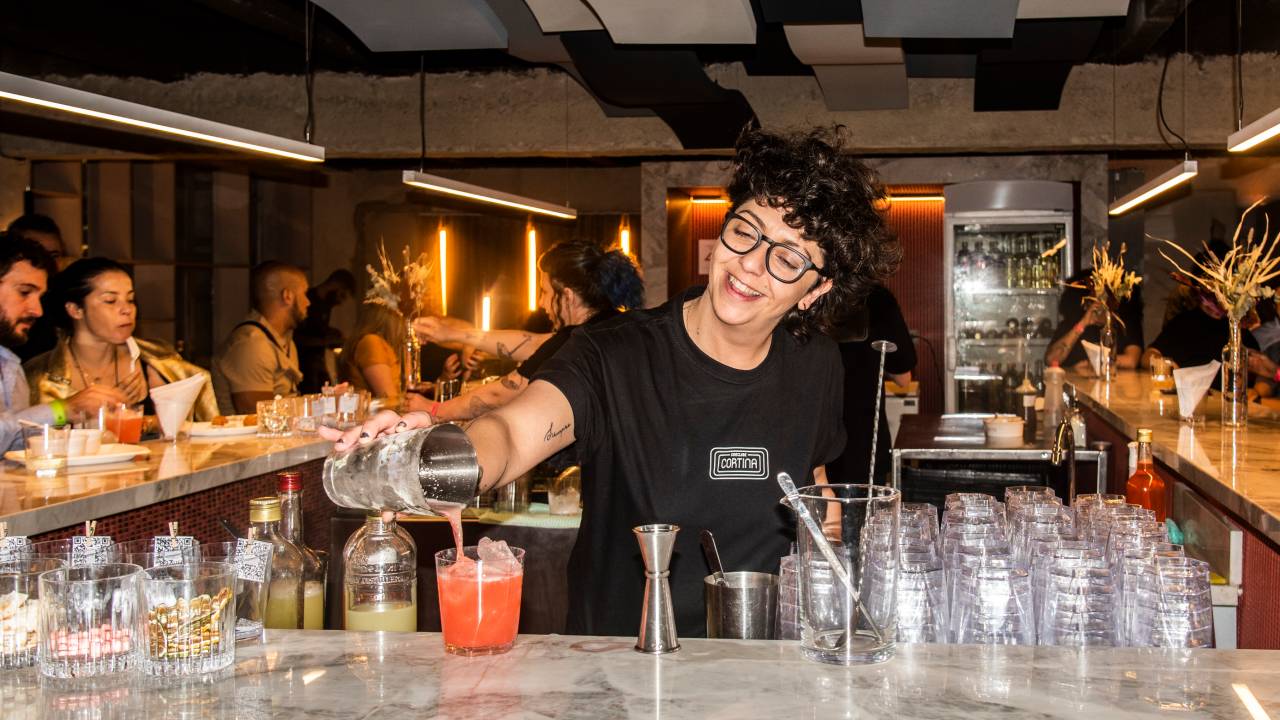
<box><xmin>428</xmin><ymin>402</ymin><xmax>440</xmax><ymax>420</ymax></box>
<box><xmin>48</xmin><ymin>399</ymin><xmax>67</xmax><ymax>427</ymax></box>
<box><xmin>1273</xmin><ymin>367</ymin><xmax>1280</xmax><ymax>384</ymax></box>
<box><xmin>1073</xmin><ymin>321</ymin><xmax>1086</xmax><ymax>335</ymax></box>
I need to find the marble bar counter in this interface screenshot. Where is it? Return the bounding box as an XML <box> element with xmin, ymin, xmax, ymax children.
<box><xmin>4</xmin><ymin>631</ymin><xmax>1279</xmax><ymax>719</ymax></box>
<box><xmin>1066</xmin><ymin>370</ymin><xmax>1280</xmax><ymax>546</ymax></box>
<box><xmin>0</xmin><ymin>435</ymin><xmax>330</xmax><ymax>538</ymax></box>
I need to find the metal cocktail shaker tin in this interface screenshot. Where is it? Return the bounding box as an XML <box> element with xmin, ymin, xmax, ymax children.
<box><xmin>322</xmin><ymin>424</ymin><xmax>480</xmax><ymax>516</ymax></box>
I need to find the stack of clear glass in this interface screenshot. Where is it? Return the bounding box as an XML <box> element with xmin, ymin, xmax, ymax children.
<box><xmin>864</xmin><ymin>488</ymin><xmax>1214</xmax><ymax>648</ymax></box>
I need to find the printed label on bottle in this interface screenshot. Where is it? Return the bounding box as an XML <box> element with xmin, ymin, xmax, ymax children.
<box><xmin>70</xmin><ymin>536</ymin><xmax>114</xmax><ymax>567</ymax></box>
<box><xmin>0</xmin><ymin>536</ymin><xmax>31</xmax><ymax>562</ymax></box>
<box><xmin>322</xmin><ymin>396</ymin><xmax>337</xmax><ymax>414</ymax></box>
<box><xmin>152</xmin><ymin>536</ymin><xmax>196</xmax><ymax>567</ymax></box>
<box><xmin>235</xmin><ymin>538</ymin><xmax>273</xmax><ymax>582</ymax></box>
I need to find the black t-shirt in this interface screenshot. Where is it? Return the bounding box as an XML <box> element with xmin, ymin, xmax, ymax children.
<box><xmin>535</xmin><ymin>286</ymin><xmax>846</xmax><ymax>637</ymax></box>
<box><xmin>516</xmin><ymin>308</ymin><xmax>619</xmax><ymax>380</ymax></box>
<box><xmin>1150</xmin><ymin>309</ymin><xmax>1258</xmax><ymax>386</ymax></box>
<box><xmin>1048</xmin><ymin>272</ymin><xmax>1145</xmax><ymax>367</ymax></box>
<box><xmin>828</xmin><ymin>286</ymin><xmax>916</xmax><ymax>485</ymax></box>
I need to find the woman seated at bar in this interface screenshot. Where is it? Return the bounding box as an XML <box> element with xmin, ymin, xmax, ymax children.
<box><xmin>415</xmin><ymin>240</ymin><xmax>644</xmax><ymax>423</ymax></box>
<box><xmin>1044</xmin><ymin>268</ymin><xmax>1143</xmax><ymax>373</ymax></box>
<box><xmin>324</xmin><ymin>126</ymin><xmax>900</xmax><ymax>638</ymax></box>
<box><xmin>340</xmin><ymin>303</ymin><xmax>439</xmax><ymax>413</ymax></box>
<box><xmin>1140</xmin><ymin>285</ymin><xmax>1277</xmax><ymax>395</ymax></box>
<box><xmin>24</xmin><ymin>258</ymin><xmax>219</xmax><ymax>420</ymax></box>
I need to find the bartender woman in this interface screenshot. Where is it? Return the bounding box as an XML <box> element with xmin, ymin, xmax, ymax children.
<box><xmin>323</xmin><ymin>127</ymin><xmax>901</xmax><ymax>637</ymax></box>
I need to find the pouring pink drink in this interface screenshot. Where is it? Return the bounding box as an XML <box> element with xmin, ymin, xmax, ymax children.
<box><xmin>435</xmin><ymin>540</ymin><xmax>524</xmax><ymax>656</ymax></box>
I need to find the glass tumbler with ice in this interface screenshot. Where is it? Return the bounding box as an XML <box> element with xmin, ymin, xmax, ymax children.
<box><xmin>435</xmin><ymin>538</ymin><xmax>524</xmax><ymax>656</ymax></box>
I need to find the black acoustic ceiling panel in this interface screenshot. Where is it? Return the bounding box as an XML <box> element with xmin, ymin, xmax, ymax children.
<box><xmin>757</xmin><ymin>0</ymin><xmax>863</xmax><ymax>24</ymax></box>
<box><xmin>972</xmin><ymin>19</ymin><xmax>1103</xmax><ymax>111</ymax></box>
<box><xmin>741</xmin><ymin>23</ymin><xmax>815</xmax><ymax>76</ymax></box>
<box><xmin>973</xmin><ymin>61</ymin><xmax>1073</xmax><ymax>111</ymax></box>
<box><xmin>561</xmin><ymin>30</ymin><xmax>757</xmax><ymax>148</ymax></box>
<box><xmin>978</xmin><ymin>19</ymin><xmax>1105</xmax><ymax>64</ymax></box>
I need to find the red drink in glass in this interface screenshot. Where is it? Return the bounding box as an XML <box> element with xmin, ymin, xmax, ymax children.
<box><xmin>106</xmin><ymin>405</ymin><xmax>144</xmax><ymax>444</ymax></box>
<box><xmin>435</xmin><ymin>545</ymin><xmax>524</xmax><ymax>655</ymax></box>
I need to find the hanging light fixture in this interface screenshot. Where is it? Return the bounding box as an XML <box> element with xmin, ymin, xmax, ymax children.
<box><xmin>0</xmin><ymin>72</ymin><xmax>324</xmax><ymax>163</ymax></box>
<box><xmin>1226</xmin><ymin>0</ymin><xmax>1279</xmax><ymax>152</ymax></box>
<box><xmin>401</xmin><ymin>58</ymin><xmax>576</xmax><ymax>220</ymax></box>
<box><xmin>620</xmin><ymin>226</ymin><xmax>631</xmax><ymax>255</ymax></box>
<box><xmin>527</xmin><ymin>228</ymin><xmax>539</xmax><ymax>312</ymax></box>
<box><xmin>438</xmin><ymin>228</ymin><xmax>449</xmax><ymax>316</ymax></box>
<box><xmin>1108</xmin><ymin>160</ymin><xmax>1199</xmax><ymax>216</ymax></box>
<box><xmin>1109</xmin><ymin>3</ymin><xmax>1197</xmax><ymax>216</ymax></box>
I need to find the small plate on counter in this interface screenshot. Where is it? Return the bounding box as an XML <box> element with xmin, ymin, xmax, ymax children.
<box><xmin>188</xmin><ymin>416</ymin><xmax>258</xmax><ymax>437</ymax></box>
<box><xmin>5</xmin><ymin>444</ymin><xmax>151</xmax><ymax>467</ymax></box>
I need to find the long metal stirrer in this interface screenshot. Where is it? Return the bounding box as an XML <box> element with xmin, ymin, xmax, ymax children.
<box><xmin>867</xmin><ymin>340</ymin><xmax>897</xmax><ymax>486</ymax></box>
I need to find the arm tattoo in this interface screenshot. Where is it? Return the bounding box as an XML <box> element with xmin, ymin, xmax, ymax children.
<box><xmin>500</xmin><ymin>373</ymin><xmax>524</xmax><ymax>390</ymax></box>
<box><xmin>496</xmin><ymin>335</ymin><xmax>532</xmax><ymax>360</ymax></box>
<box><xmin>544</xmin><ymin>421</ymin><xmax>571</xmax><ymax>442</ymax></box>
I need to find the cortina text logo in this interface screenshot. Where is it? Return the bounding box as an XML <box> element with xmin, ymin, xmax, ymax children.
<box><xmin>709</xmin><ymin>447</ymin><xmax>770</xmax><ymax>480</ymax></box>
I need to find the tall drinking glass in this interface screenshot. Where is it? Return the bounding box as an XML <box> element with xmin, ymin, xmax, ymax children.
<box><xmin>792</xmin><ymin>483</ymin><xmax>899</xmax><ymax>665</ymax></box>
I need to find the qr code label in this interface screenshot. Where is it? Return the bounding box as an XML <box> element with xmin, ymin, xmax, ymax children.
<box><xmin>152</xmin><ymin>536</ymin><xmax>196</xmax><ymax>567</ymax></box>
<box><xmin>71</xmin><ymin>536</ymin><xmax>114</xmax><ymax>567</ymax></box>
<box><xmin>235</xmin><ymin>538</ymin><xmax>272</xmax><ymax>582</ymax></box>
<box><xmin>0</xmin><ymin>536</ymin><xmax>31</xmax><ymax>562</ymax></box>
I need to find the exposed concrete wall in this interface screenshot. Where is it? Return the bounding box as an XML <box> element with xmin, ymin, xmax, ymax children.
<box><xmin>2</xmin><ymin>53</ymin><xmax>1277</xmax><ymax>159</ymax></box>
<box><xmin>0</xmin><ymin>157</ymin><xmax>28</xmax><ymax>228</ymax></box>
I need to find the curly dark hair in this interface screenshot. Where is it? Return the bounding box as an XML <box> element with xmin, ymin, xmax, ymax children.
<box><xmin>726</xmin><ymin>126</ymin><xmax>900</xmax><ymax>341</ymax></box>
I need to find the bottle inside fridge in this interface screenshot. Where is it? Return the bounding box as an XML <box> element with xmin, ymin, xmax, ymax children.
<box><xmin>950</xmin><ymin>222</ymin><xmax>1069</xmax><ymax>414</ymax></box>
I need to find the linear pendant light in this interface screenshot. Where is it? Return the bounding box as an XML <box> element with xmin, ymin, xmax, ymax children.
<box><xmin>402</xmin><ymin>170</ymin><xmax>578</xmax><ymax>220</ymax></box>
<box><xmin>0</xmin><ymin>71</ymin><xmax>324</xmax><ymax>163</ymax></box>
<box><xmin>1108</xmin><ymin>159</ymin><xmax>1198</xmax><ymax>216</ymax></box>
<box><xmin>1228</xmin><ymin>106</ymin><xmax>1280</xmax><ymax>152</ymax></box>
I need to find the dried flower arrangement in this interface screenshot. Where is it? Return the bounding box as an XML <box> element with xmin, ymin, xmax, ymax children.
<box><xmin>1088</xmin><ymin>241</ymin><xmax>1142</xmax><ymax>311</ymax></box>
<box><xmin>364</xmin><ymin>240</ymin><xmax>438</xmax><ymax>318</ymax></box>
<box><xmin>1160</xmin><ymin>199</ymin><xmax>1280</xmax><ymax>324</ymax></box>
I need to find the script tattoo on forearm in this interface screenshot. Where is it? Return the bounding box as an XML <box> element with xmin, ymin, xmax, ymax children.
<box><xmin>496</xmin><ymin>335</ymin><xmax>532</xmax><ymax>360</ymax></box>
<box><xmin>544</xmin><ymin>421</ymin><xmax>571</xmax><ymax>442</ymax></box>
<box><xmin>500</xmin><ymin>374</ymin><xmax>523</xmax><ymax>390</ymax></box>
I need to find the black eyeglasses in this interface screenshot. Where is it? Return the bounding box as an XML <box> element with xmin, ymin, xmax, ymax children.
<box><xmin>718</xmin><ymin>214</ymin><xmax>826</xmax><ymax>284</ymax></box>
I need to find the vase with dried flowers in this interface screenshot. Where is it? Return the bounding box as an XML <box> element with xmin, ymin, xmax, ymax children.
<box><xmin>364</xmin><ymin>241</ymin><xmax>438</xmax><ymax>401</ymax></box>
<box><xmin>1161</xmin><ymin>200</ymin><xmax>1280</xmax><ymax>427</ymax></box>
<box><xmin>1080</xmin><ymin>242</ymin><xmax>1142</xmax><ymax>382</ymax></box>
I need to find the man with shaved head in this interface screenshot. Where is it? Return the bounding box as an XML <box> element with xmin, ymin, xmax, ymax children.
<box><xmin>212</xmin><ymin>261</ymin><xmax>310</xmax><ymax>414</ymax></box>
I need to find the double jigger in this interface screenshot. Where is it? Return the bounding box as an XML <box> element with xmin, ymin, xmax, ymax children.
<box><xmin>634</xmin><ymin>524</ymin><xmax>680</xmax><ymax>654</ymax></box>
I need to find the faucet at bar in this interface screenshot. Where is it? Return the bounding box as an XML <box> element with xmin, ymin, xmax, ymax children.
<box><xmin>1049</xmin><ymin>388</ymin><xmax>1077</xmax><ymax>505</ymax></box>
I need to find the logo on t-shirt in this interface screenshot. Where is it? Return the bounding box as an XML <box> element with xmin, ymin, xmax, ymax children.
<box><xmin>709</xmin><ymin>447</ymin><xmax>770</xmax><ymax>481</ymax></box>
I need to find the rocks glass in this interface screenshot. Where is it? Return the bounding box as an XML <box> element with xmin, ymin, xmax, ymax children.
<box><xmin>1</xmin><ymin>557</ymin><xmax>66</xmax><ymax>668</ymax></box>
<box><xmin>38</xmin><ymin>563</ymin><xmax>146</xmax><ymax>678</ymax></box>
<box><xmin>142</xmin><ymin>562</ymin><xmax>237</xmax><ymax>676</ymax></box>
<box><xmin>435</xmin><ymin>544</ymin><xmax>525</xmax><ymax>656</ymax></box>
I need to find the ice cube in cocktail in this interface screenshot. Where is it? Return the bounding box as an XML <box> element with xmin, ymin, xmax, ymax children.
<box><xmin>435</xmin><ymin>539</ymin><xmax>524</xmax><ymax>656</ymax></box>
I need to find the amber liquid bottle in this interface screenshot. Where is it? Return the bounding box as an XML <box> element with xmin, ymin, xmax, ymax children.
<box><xmin>1125</xmin><ymin>428</ymin><xmax>1167</xmax><ymax>522</ymax></box>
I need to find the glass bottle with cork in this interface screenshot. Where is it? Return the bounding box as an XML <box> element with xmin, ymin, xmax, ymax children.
<box><xmin>277</xmin><ymin>471</ymin><xmax>326</xmax><ymax>630</ymax></box>
<box><xmin>247</xmin><ymin>496</ymin><xmax>306</xmax><ymax>629</ymax></box>
<box><xmin>1125</xmin><ymin>428</ymin><xmax>1167</xmax><ymax>522</ymax></box>
<box><xmin>343</xmin><ymin>512</ymin><xmax>418</xmax><ymax>633</ymax></box>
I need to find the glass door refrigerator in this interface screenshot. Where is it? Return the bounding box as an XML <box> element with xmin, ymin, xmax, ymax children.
<box><xmin>943</xmin><ymin>181</ymin><xmax>1075</xmax><ymax>414</ymax></box>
